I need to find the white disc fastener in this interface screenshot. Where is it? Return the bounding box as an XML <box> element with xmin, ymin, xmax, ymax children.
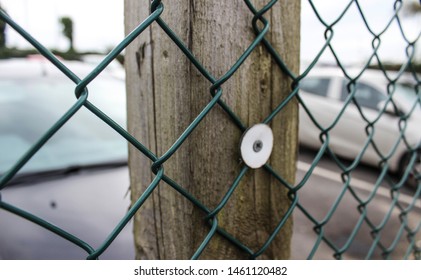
<box><xmin>240</xmin><ymin>124</ymin><xmax>274</xmax><ymax>169</ymax></box>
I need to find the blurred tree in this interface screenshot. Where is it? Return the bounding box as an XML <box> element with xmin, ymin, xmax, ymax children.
<box><xmin>404</xmin><ymin>0</ymin><xmax>421</xmax><ymax>15</ymax></box>
<box><xmin>0</xmin><ymin>4</ymin><xmax>6</xmax><ymax>48</ymax></box>
<box><xmin>59</xmin><ymin>16</ymin><xmax>74</xmax><ymax>52</ymax></box>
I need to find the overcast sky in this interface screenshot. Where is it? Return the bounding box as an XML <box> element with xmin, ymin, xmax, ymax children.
<box><xmin>0</xmin><ymin>0</ymin><xmax>125</xmax><ymax>52</ymax></box>
<box><xmin>0</xmin><ymin>0</ymin><xmax>420</xmax><ymax>67</ymax></box>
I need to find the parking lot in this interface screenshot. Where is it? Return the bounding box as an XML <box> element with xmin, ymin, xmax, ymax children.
<box><xmin>292</xmin><ymin>147</ymin><xmax>421</xmax><ymax>259</ymax></box>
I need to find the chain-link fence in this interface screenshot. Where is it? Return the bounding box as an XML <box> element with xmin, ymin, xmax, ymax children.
<box><xmin>0</xmin><ymin>0</ymin><xmax>420</xmax><ymax>260</ymax></box>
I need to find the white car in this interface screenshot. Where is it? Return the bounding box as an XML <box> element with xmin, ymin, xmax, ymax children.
<box><xmin>0</xmin><ymin>58</ymin><xmax>134</xmax><ymax>259</ymax></box>
<box><xmin>298</xmin><ymin>67</ymin><xmax>420</xmax><ymax>187</ymax></box>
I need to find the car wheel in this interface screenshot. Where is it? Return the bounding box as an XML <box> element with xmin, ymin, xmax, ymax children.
<box><xmin>398</xmin><ymin>150</ymin><xmax>420</xmax><ymax>189</ymax></box>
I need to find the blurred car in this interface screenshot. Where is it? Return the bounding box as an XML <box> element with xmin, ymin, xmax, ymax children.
<box><xmin>0</xmin><ymin>58</ymin><xmax>134</xmax><ymax>259</ymax></box>
<box><xmin>298</xmin><ymin>67</ymin><xmax>421</xmax><ymax>187</ymax></box>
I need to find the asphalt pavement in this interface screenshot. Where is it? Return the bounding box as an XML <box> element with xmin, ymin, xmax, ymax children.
<box><xmin>291</xmin><ymin>147</ymin><xmax>421</xmax><ymax>260</ymax></box>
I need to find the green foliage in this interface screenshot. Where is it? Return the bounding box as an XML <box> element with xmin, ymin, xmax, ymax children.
<box><xmin>59</xmin><ymin>16</ymin><xmax>74</xmax><ymax>52</ymax></box>
<box><xmin>403</xmin><ymin>0</ymin><xmax>421</xmax><ymax>15</ymax></box>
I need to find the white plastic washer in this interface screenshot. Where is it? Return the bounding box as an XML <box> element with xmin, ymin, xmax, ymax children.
<box><xmin>240</xmin><ymin>123</ymin><xmax>274</xmax><ymax>169</ymax></box>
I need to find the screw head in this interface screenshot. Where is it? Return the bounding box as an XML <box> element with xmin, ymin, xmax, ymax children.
<box><xmin>253</xmin><ymin>140</ymin><xmax>263</xmax><ymax>153</ymax></box>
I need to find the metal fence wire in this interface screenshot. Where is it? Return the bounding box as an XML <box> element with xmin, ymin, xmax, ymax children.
<box><xmin>0</xmin><ymin>0</ymin><xmax>420</xmax><ymax>260</ymax></box>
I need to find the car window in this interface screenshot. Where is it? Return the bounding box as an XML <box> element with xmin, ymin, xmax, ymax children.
<box><xmin>340</xmin><ymin>80</ymin><xmax>386</xmax><ymax>111</ymax></box>
<box><xmin>0</xmin><ymin>74</ymin><xmax>127</xmax><ymax>174</ymax></box>
<box><xmin>299</xmin><ymin>77</ymin><xmax>330</xmax><ymax>97</ymax></box>
<box><xmin>394</xmin><ymin>83</ymin><xmax>420</xmax><ymax>114</ymax></box>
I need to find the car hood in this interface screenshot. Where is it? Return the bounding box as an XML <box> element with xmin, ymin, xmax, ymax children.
<box><xmin>0</xmin><ymin>166</ymin><xmax>135</xmax><ymax>260</ymax></box>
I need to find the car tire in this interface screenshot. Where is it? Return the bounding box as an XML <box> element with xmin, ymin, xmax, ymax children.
<box><xmin>398</xmin><ymin>150</ymin><xmax>420</xmax><ymax>189</ymax></box>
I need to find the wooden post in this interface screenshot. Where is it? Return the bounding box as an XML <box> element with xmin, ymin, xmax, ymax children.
<box><xmin>125</xmin><ymin>0</ymin><xmax>300</xmax><ymax>259</ymax></box>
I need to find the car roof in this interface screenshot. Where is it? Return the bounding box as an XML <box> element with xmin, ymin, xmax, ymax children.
<box><xmin>0</xmin><ymin>57</ymin><xmax>123</xmax><ymax>80</ymax></box>
<box><xmin>305</xmin><ymin>66</ymin><xmax>418</xmax><ymax>85</ymax></box>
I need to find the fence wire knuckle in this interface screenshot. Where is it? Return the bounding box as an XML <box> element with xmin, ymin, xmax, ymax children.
<box><xmin>0</xmin><ymin>0</ymin><xmax>420</xmax><ymax>260</ymax></box>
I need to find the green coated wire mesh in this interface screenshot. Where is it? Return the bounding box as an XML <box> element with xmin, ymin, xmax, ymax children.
<box><xmin>0</xmin><ymin>0</ymin><xmax>420</xmax><ymax>260</ymax></box>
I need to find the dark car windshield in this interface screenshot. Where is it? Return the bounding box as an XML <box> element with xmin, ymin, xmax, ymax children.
<box><xmin>0</xmin><ymin>73</ymin><xmax>127</xmax><ymax>175</ymax></box>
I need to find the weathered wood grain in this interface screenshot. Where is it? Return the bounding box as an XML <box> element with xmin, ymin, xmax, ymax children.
<box><xmin>125</xmin><ymin>0</ymin><xmax>300</xmax><ymax>259</ymax></box>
